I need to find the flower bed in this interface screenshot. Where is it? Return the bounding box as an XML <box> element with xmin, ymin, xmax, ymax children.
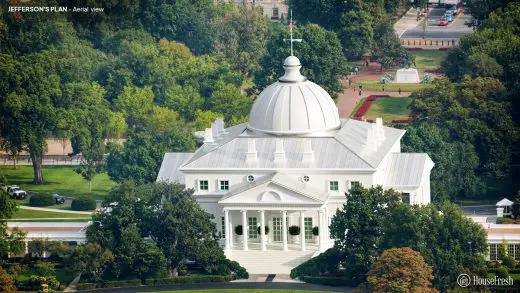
<box><xmin>354</xmin><ymin>95</ymin><xmax>416</xmax><ymax>124</ymax></box>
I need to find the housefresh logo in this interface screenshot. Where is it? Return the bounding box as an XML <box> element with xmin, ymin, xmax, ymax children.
<box><xmin>457</xmin><ymin>273</ymin><xmax>514</xmax><ymax>287</ymax></box>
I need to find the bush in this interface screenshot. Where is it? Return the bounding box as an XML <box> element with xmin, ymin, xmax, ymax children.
<box><xmin>290</xmin><ymin>248</ymin><xmax>343</xmax><ymax>279</ymax></box>
<box><xmin>487</xmin><ymin>260</ymin><xmax>501</xmax><ymax>268</ymax></box>
<box><xmin>145</xmin><ymin>275</ymin><xmax>232</xmax><ymax>285</ymax></box>
<box><xmin>502</xmin><ymin>256</ymin><xmax>516</xmax><ymax>268</ymax></box>
<box><xmin>496</xmin><ymin>266</ymin><xmax>509</xmax><ymax>278</ymax></box>
<box><xmin>289</xmin><ymin>225</ymin><xmax>300</xmax><ymax>236</ymax></box>
<box><xmin>102</xmin><ymin>279</ymin><xmax>142</xmax><ymax>288</ymax></box>
<box><xmin>29</xmin><ymin>193</ymin><xmax>55</xmax><ymax>207</ymax></box>
<box><xmin>257</xmin><ymin>226</ymin><xmax>269</xmax><ymax>235</ymax></box>
<box><xmin>496</xmin><ymin>217</ymin><xmax>514</xmax><ymax>224</ymax></box>
<box><xmin>76</xmin><ymin>283</ymin><xmax>97</xmax><ymax>290</ymax></box>
<box><xmin>71</xmin><ymin>196</ymin><xmax>96</xmax><ymax>211</ymax></box>
<box><xmin>312</xmin><ymin>226</ymin><xmax>319</xmax><ymax>236</ymax></box>
<box><xmin>201</xmin><ymin>258</ymin><xmax>248</xmax><ymax>279</ymax></box>
<box><xmin>16</xmin><ymin>275</ymin><xmax>60</xmax><ymax>291</ymax></box>
<box><xmin>235</xmin><ymin>225</ymin><xmax>243</xmax><ymax>235</ymax></box>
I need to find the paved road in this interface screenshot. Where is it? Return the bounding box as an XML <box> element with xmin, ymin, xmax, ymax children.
<box><xmin>401</xmin><ymin>6</ymin><xmax>473</xmax><ymax>39</ymax></box>
<box><xmin>80</xmin><ymin>282</ymin><xmax>353</xmax><ymax>293</ymax></box>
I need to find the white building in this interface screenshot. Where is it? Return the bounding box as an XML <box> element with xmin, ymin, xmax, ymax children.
<box><xmin>234</xmin><ymin>0</ymin><xmax>288</xmax><ymax>20</ymax></box>
<box><xmin>157</xmin><ymin>55</ymin><xmax>434</xmax><ymax>274</ymax></box>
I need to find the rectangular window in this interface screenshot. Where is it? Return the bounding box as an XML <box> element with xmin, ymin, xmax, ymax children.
<box><xmin>199</xmin><ymin>180</ymin><xmax>209</xmax><ymax>191</ymax></box>
<box><xmin>221</xmin><ymin>216</ymin><xmax>225</xmax><ymax>239</ymax></box>
<box><xmin>402</xmin><ymin>193</ymin><xmax>411</xmax><ymax>204</ymax></box>
<box><xmin>498</xmin><ymin>244</ymin><xmax>505</xmax><ymax>260</ymax></box>
<box><xmin>351</xmin><ymin>181</ymin><xmax>361</xmax><ymax>188</ymax></box>
<box><xmin>273</xmin><ymin>217</ymin><xmax>282</xmax><ymax>242</ymax></box>
<box><xmin>304</xmin><ymin>217</ymin><xmax>313</xmax><ymax>240</ymax></box>
<box><xmin>219</xmin><ymin>180</ymin><xmax>229</xmax><ymax>191</ymax></box>
<box><xmin>272</xmin><ymin>7</ymin><xmax>279</xmax><ymax>19</ymax></box>
<box><xmin>248</xmin><ymin>217</ymin><xmax>258</xmax><ymax>239</ymax></box>
<box><xmin>490</xmin><ymin>244</ymin><xmax>497</xmax><ymax>261</ymax></box>
<box><xmin>329</xmin><ymin>181</ymin><xmax>339</xmax><ymax>191</ymax></box>
<box><xmin>515</xmin><ymin>245</ymin><xmax>520</xmax><ymax>261</ymax></box>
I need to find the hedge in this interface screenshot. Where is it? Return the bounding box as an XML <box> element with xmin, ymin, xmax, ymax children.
<box><xmin>102</xmin><ymin>279</ymin><xmax>142</xmax><ymax>288</ymax></box>
<box><xmin>29</xmin><ymin>193</ymin><xmax>55</xmax><ymax>207</ymax></box>
<box><xmin>290</xmin><ymin>248</ymin><xmax>343</xmax><ymax>279</ymax></box>
<box><xmin>145</xmin><ymin>275</ymin><xmax>232</xmax><ymax>285</ymax></box>
<box><xmin>71</xmin><ymin>196</ymin><xmax>96</xmax><ymax>211</ymax></box>
<box><xmin>300</xmin><ymin>276</ymin><xmax>356</xmax><ymax>287</ymax></box>
<box><xmin>76</xmin><ymin>283</ymin><xmax>97</xmax><ymax>290</ymax></box>
<box><xmin>488</xmin><ymin>267</ymin><xmax>520</xmax><ymax>274</ymax></box>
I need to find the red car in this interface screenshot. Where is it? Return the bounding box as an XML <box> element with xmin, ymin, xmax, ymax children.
<box><xmin>439</xmin><ymin>18</ymin><xmax>449</xmax><ymax>26</ymax></box>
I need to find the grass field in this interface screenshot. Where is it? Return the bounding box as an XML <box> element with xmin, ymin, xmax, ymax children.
<box><xmin>11</xmin><ymin>208</ymin><xmax>92</xmax><ymax>220</ymax></box>
<box><xmin>364</xmin><ymin>97</ymin><xmax>412</xmax><ymax>121</ymax></box>
<box><xmin>0</xmin><ymin>166</ymin><xmax>116</xmax><ymax>200</ymax></box>
<box><xmin>354</xmin><ymin>78</ymin><xmax>427</xmax><ymax>92</ymax></box>
<box><xmin>410</xmin><ymin>50</ymin><xmax>449</xmax><ymax>73</ymax></box>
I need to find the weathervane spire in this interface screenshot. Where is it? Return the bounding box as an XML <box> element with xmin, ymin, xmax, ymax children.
<box><xmin>283</xmin><ymin>10</ymin><xmax>302</xmax><ymax>56</ymax></box>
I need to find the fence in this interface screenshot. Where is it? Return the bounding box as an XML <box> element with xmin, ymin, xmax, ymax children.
<box><xmin>0</xmin><ymin>155</ymin><xmax>82</xmax><ymax>166</ymax></box>
<box><xmin>401</xmin><ymin>38</ymin><xmax>459</xmax><ymax>48</ymax></box>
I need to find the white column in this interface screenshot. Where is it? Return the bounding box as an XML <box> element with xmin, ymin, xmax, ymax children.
<box><xmin>282</xmin><ymin>210</ymin><xmax>288</xmax><ymax>251</ymax></box>
<box><xmin>229</xmin><ymin>212</ymin><xmax>234</xmax><ymax>248</ymax></box>
<box><xmin>318</xmin><ymin>209</ymin><xmax>325</xmax><ymax>252</ymax></box>
<box><xmin>241</xmin><ymin>210</ymin><xmax>248</xmax><ymax>251</ymax></box>
<box><xmin>260</xmin><ymin>210</ymin><xmax>266</xmax><ymax>251</ymax></box>
<box><xmin>24</xmin><ymin>241</ymin><xmax>29</xmax><ymax>254</ymax></box>
<box><xmin>300</xmin><ymin>210</ymin><xmax>306</xmax><ymax>251</ymax></box>
<box><xmin>224</xmin><ymin>210</ymin><xmax>230</xmax><ymax>253</ymax></box>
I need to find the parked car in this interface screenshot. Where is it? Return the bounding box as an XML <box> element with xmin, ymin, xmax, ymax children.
<box><xmin>53</xmin><ymin>193</ymin><xmax>66</xmax><ymax>204</ymax></box>
<box><xmin>6</xmin><ymin>185</ymin><xmax>20</xmax><ymax>194</ymax></box>
<box><xmin>445</xmin><ymin>11</ymin><xmax>454</xmax><ymax>22</ymax></box>
<box><xmin>439</xmin><ymin>18</ymin><xmax>449</xmax><ymax>26</ymax></box>
<box><xmin>11</xmin><ymin>190</ymin><xmax>27</xmax><ymax>200</ymax></box>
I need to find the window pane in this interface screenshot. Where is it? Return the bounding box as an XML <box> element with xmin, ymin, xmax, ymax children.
<box><xmin>402</xmin><ymin>193</ymin><xmax>411</xmax><ymax>204</ymax></box>
<box><xmin>199</xmin><ymin>180</ymin><xmax>208</xmax><ymax>190</ymax></box>
<box><xmin>248</xmin><ymin>217</ymin><xmax>257</xmax><ymax>239</ymax></box>
<box><xmin>221</xmin><ymin>216</ymin><xmax>225</xmax><ymax>238</ymax></box>
<box><xmin>304</xmin><ymin>217</ymin><xmax>313</xmax><ymax>240</ymax></box>
<box><xmin>329</xmin><ymin>181</ymin><xmax>339</xmax><ymax>191</ymax></box>
<box><xmin>490</xmin><ymin>244</ymin><xmax>497</xmax><ymax>261</ymax></box>
<box><xmin>220</xmin><ymin>180</ymin><xmax>229</xmax><ymax>191</ymax></box>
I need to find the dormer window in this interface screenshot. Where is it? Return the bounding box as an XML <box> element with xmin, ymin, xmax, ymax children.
<box><xmin>329</xmin><ymin>181</ymin><xmax>339</xmax><ymax>191</ymax></box>
<box><xmin>220</xmin><ymin>180</ymin><xmax>229</xmax><ymax>191</ymax></box>
<box><xmin>199</xmin><ymin>180</ymin><xmax>209</xmax><ymax>191</ymax></box>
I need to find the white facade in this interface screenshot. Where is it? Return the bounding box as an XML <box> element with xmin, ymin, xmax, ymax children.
<box><xmin>157</xmin><ymin>56</ymin><xmax>434</xmax><ymax>273</ymax></box>
<box><xmin>234</xmin><ymin>0</ymin><xmax>288</xmax><ymax>20</ymax></box>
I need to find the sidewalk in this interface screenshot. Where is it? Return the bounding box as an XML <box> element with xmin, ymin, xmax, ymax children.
<box><xmin>18</xmin><ymin>205</ymin><xmax>94</xmax><ymax>215</ymax></box>
<box><xmin>394</xmin><ymin>8</ymin><xmax>421</xmax><ymax>37</ymax></box>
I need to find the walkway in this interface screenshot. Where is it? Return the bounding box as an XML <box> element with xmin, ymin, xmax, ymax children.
<box><xmin>18</xmin><ymin>205</ymin><xmax>94</xmax><ymax>215</ymax></box>
<box><xmin>80</xmin><ymin>282</ymin><xmax>353</xmax><ymax>292</ymax></box>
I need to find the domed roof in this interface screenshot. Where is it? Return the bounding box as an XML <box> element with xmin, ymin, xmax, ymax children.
<box><xmin>247</xmin><ymin>56</ymin><xmax>341</xmax><ymax>135</ymax></box>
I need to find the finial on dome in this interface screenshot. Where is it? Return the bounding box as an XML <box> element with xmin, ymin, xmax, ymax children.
<box><xmin>279</xmin><ymin>56</ymin><xmax>306</xmax><ymax>82</ymax></box>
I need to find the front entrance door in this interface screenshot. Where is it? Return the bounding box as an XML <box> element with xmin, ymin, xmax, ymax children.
<box><xmin>248</xmin><ymin>217</ymin><xmax>258</xmax><ymax>240</ymax></box>
<box><xmin>272</xmin><ymin>217</ymin><xmax>282</xmax><ymax>242</ymax></box>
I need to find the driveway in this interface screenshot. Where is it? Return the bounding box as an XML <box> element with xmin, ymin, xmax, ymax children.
<box><xmin>400</xmin><ymin>6</ymin><xmax>473</xmax><ymax>39</ymax></box>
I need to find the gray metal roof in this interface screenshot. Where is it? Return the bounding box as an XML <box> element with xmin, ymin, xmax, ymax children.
<box><xmin>384</xmin><ymin>153</ymin><xmax>434</xmax><ymax>187</ymax></box>
<box><xmin>156</xmin><ymin>153</ymin><xmax>194</xmax><ymax>184</ymax></box>
<box><xmin>180</xmin><ymin>119</ymin><xmax>405</xmax><ymax>170</ymax></box>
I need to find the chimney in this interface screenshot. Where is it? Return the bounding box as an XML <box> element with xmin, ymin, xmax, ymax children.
<box><xmin>211</xmin><ymin>122</ymin><xmax>221</xmax><ymax>141</ymax></box>
<box><xmin>216</xmin><ymin>117</ymin><xmax>227</xmax><ymax>134</ymax></box>
<box><xmin>302</xmin><ymin>139</ymin><xmax>314</xmax><ymax>163</ymax></box>
<box><xmin>246</xmin><ymin>138</ymin><xmax>257</xmax><ymax>163</ymax></box>
<box><xmin>203</xmin><ymin>128</ymin><xmax>214</xmax><ymax>144</ymax></box>
<box><xmin>366</xmin><ymin>124</ymin><xmax>377</xmax><ymax>151</ymax></box>
<box><xmin>375</xmin><ymin>117</ymin><xmax>385</xmax><ymax>141</ymax></box>
<box><xmin>274</xmin><ymin>139</ymin><xmax>285</xmax><ymax>164</ymax></box>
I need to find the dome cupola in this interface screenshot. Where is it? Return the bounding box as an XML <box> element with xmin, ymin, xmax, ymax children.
<box><xmin>247</xmin><ymin>56</ymin><xmax>341</xmax><ymax>135</ymax></box>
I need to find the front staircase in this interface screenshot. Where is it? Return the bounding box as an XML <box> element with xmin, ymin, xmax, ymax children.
<box><xmin>228</xmin><ymin>243</ymin><xmax>318</xmax><ymax>274</ymax></box>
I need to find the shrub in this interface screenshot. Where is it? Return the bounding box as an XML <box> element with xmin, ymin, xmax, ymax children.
<box><xmin>312</xmin><ymin>226</ymin><xmax>319</xmax><ymax>236</ymax></box>
<box><xmin>102</xmin><ymin>279</ymin><xmax>142</xmax><ymax>288</ymax></box>
<box><xmin>16</xmin><ymin>275</ymin><xmax>60</xmax><ymax>291</ymax></box>
<box><xmin>201</xmin><ymin>258</ymin><xmax>249</xmax><ymax>279</ymax></box>
<box><xmin>29</xmin><ymin>193</ymin><xmax>55</xmax><ymax>207</ymax></box>
<box><xmin>289</xmin><ymin>225</ymin><xmax>300</xmax><ymax>236</ymax></box>
<box><xmin>0</xmin><ymin>267</ymin><xmax>16</xmax><ymax>293</ymax></box>
<box><xmin>145</xmin><ymin>275</ymin><xmax>232</xmax><ymax>285</ymax></box>
<box><xmin>235</xmin><ymin>225</ymin><xmax>243</xmax><ymax>235</ymax></box>
<box><xmin>257</xmin><ymin>226</ymin><xmax>269</xmax><ymax>235</ymax></box>
<box><xmin>497</xmin><ymin>217</ymin><xmax>514</xmax><ymax>224</ymax></box>
<box><xmin>496</xmin><ymin>267</ymin><xmax>509</xmax><ymax>278</ymax></box>
<box><xmin>76</xmin><ymin>283</ymin><xmax>97</xmax><ymax>290</ymax></box>
<box><xmin>487</xmin><ymin>260</ymin><xmax>501</xmax><ymax>268</ymax></box>
<box><xmin>71</xmin><ymin>196</ymin><xmax>96</xmax><ymax>211</ymax></box>
<box><xmin>290</xmin><ymin>248</ymin><xmax>343</xmax><ymax>279</ymax></box>
<box><xmin>503</xmin><ymin>256</ymin><xmax>516</xmax><ymax>268</ymax></box>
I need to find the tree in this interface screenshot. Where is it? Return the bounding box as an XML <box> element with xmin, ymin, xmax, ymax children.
<box><xmin>464</xmin><ymin>0</ymin><xmax>516</xmax><ymax>25</ymax></box>
<box><xmin>115</xmin><ymin>86</ymin><xmax>155</xmax><ymax>126</ymax></box>
<box><xmin>367</xmin><ymin>247</ymin><xmax>436</xmax><ymax>293</ymax></box>
<box><xmin>68</xmin><ymin>243</ymin><xmax>114</xmax><ymax>282</ymax></box>
<box><xmin>512</xmin><ymin>191</ymin><xmax>520</xmax><ymax>219</ymax></box>
<box><xmin>372</xmin><ymin>17</ymin><xmax>413</xmax><ymax>69</ymax></box>
<box><xmin>0</xmin><ymin>267</ymin><xmax>16</xmax><ymax>293</ymax></box>
<box><xmin>194</xmin><ymin>109</ymin><xmax>223</xmax><ymax>130</ymax></box>
<box><xmin>329</xmin><ymin>185</ymin><xmax>401</xmax><ymax>284</ymax></box>
<box><xmin>0</xmin><ymin>189</ymin><xmax>25</xmax><ymax>257</ymax></box>
<box><xmin>165</xmin><ymin>85</ymin><xmax>204</xmax><ymax>121</ymax></box>
<box><xmin>209</xmin><ymin>80</ymin><xmax>252</xmax><ymax>123</ymax></box>
<box><xmin>256</xmin><ymin>22</ymin><xmax>347</xmax><ymax>97</ymax></box>
<box><xmin>380</xmin><ymin>202</ymin><xmax>488</xmax><ymax>290</ymax></box>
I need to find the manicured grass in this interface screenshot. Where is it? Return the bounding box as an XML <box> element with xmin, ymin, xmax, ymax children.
<box><xmin>364</xmin><ymin>97</ymin><xmax>412</xmax><ymax>121</ymax></box>
<box><xmin>0</xmin><ymin>166</ymin><xmax>116</xmax><ymax>200</ymax></box>
<box><xmin>154</xmin><ymin>290</ymin><xmax>341</xmax><ymax>293</ymax></box>
<box><xmin>19</xmin><ymin>201</ymin><xmax>80</xmax><ymax>211</ymax></box>
<box><xmin>354</xmin><ymin>78</ymin><xmax>427</xmax><ymax>92</ymax></box>
<box><xmin>11</xmin><ymin>208</ymin><xmax>92</xmax><ymax>220</ymax></box>
<box><xmin>410</xmin><ymin>50</ymin><xmax>449</xmax><ymax>73</ymax></box>
<box><xmin>55</xmin><ymin>268</ymin><xmax>77</xmax><ymax>286</ymax></box>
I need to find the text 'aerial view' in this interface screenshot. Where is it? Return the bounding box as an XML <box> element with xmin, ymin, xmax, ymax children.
<box><xmin>1</xmin><ymin>0</ymin><xmax>519</xmax><ymax>292</ymax></box>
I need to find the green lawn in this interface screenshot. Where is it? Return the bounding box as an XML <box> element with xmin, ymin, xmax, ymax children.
<box><xmin>0</xmin><ymin>165</ymin><xmax>116</xmax><ymax>200</ymax></box>
<box><xmin>11</xmin><ymin>208</ymin><xmax>92</xmax><ymax>220</ymax></box>
<box><xmin>410</xmin><ymin>50</ymin><xmax>449</xmax><ymax>73</ymax></box>
<box><xmin>19</xmin><ymin>201</ymin><xmax>78</xmax><ymax>211</ymax></box>
<box><xmin>153</xmin><ymin>291</ymin><xmax>342</xmax><ymax>293</ymax></box>
<box><xmin>354</xmin><ymin>78</ymin><xmax>427</xmax><ymax>92</ymax></box>
<box><xmin>364</xmin><ymin>97</ymin><xmax>412</xmax><ymax>121</ymax></box>
<box><xmin>56</xmin><ymin>268</ymin><xmax>77</xmax><ymax>286</ymax></box>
